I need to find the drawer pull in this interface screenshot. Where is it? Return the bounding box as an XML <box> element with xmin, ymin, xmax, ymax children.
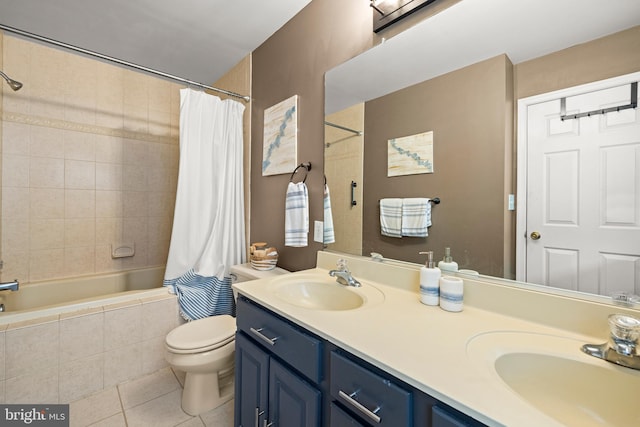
<box><xmin>338</xmin><ymin>390</ymin><xmax>382</xmax><ymax>424</ymax></box>
<box><xmin>250</xmin><ymin>327</ymin><xmax>279</xmax><ymax>346</ymax></box>
<box><xmin>255</xmin><ymin>408</ymin><xmax>264</xmax><ymax>427</ymax></box>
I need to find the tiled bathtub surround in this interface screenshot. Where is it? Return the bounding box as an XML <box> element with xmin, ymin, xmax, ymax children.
<box><xmin>1</xmin><ymin>33</ymin><xmax>181</xmax><ymax>283</ymax></box>
<box><xmin>0</xmin><ymin>292</ymin><xmax>181</xmax><ymax>404</ymax></box>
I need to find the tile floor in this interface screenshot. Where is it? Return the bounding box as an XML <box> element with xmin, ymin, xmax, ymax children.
<box><xmin>69</xmin><ymin>367</ymin><xmax>234</xmax><ymax>427</ymax></box>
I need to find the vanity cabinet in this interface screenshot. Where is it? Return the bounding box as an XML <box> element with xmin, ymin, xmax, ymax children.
<box><xmin>235</xmin><ymin>296</ymin><xmax>486</xmax><ymax>427</ymax></box>
<box><xmin>235</xmin><ymin>297</ymin><xmax>322</xmax><ymax>427</ymax></box>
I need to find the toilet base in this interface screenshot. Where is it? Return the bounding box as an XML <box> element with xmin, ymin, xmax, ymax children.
<box><xmin>181</xmin><ymin>368</ymin><xmax>234</xmax><ymax>415</ymax></box>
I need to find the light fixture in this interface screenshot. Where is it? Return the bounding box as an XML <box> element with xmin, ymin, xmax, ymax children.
<box><xmin>0</xmin><ymin>70</ymin><xmax>23</xmax><ymax>91</ymax></box>
<box><xmin>371</xmin><ymin>0</ymin><xmax>440</xmax><ymax>33</ymax></box>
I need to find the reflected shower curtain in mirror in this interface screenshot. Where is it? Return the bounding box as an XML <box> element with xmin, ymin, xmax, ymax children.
<box><xmin>164</xmin><ymin>88</ymin><xmax>246</xmax><ymax>320</ymax></box>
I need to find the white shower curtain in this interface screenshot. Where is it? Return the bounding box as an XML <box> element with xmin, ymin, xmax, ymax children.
<box><xmin>164</xmin><ymin>88</ymin><xmax>246</xmax><ymax>320</ymax></box>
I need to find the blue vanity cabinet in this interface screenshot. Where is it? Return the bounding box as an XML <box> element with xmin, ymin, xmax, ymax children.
<box><xmin>235</xmin><ymin>296</ymin><xmax>323</xmax><ymax>427</ymax></box>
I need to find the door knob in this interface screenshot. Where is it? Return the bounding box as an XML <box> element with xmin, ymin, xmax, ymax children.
<box><xmin>530</xmin><ymin>231</ymin><xmax>541</xmax><ymax>240</ymax></box>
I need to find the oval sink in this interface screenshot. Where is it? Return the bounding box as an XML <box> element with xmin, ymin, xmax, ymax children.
<box><xmin>467</xmin><ymin>331</ymin><xmax>640</xmax><ymax>426</ymax></box>
<box><xmin>269</xmin><ymin>273</ymin><xmax>384</xmax><ymax>311</ymax></box>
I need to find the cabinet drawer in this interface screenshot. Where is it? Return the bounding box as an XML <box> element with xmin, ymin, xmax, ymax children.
<box><xmin>330</xmin><ymin>351</ymin><xmax>412</xmax><ymax>427</ymax></box>
<box><xmin>236</xmin><ymin>297</ymin><xmax>322</xmax><ymax>383</ymax></box>
<box><xmin>331</xmin><ymin>402</ymin><xmax>365</xmax><ymax>426</ymax></box>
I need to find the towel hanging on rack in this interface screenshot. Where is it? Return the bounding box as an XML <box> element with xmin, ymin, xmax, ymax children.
<box><xmin>285</xmin><ymin>181</ymin><xmax>309</xmax><ymax>247</ymax></box>
<box><xmin>401</xmin><ymin>198</ymin><xmax>431</xmax><ymax>237</ymax></box>
<box><xmin>323</xmin><ymin>182</ymin><xmax>335</xmax><ymax>244</ymax></box>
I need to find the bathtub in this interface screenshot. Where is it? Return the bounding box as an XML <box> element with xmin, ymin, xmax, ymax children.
<box><xmin>0</xmin><ymin>266</ymin><xmax>169</xmax><ymax>325</ymax></box>
<box><xmin>0</xmin><ymin>266</ymin><xmax>182</xmax><ymax>404</ymax></box>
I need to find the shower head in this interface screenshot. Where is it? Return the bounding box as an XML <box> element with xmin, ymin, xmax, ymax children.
<box><xmin>0</xmin><ymin>70</ymin><xmax>23</xmax><ymax>91</ymax></box>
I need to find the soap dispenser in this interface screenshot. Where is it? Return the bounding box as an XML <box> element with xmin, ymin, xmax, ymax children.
<box><xmin>438</xmin><ymin>247</ymin><xmax>459</xmax><ymax>273</ymax></box>
<box><xmin>418</xmin><ymin>251</ymin><xmax>441</xmax><ymax>306</ymax></box>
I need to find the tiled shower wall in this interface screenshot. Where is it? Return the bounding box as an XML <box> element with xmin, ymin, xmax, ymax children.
<box><xmin>0</xmin><ymin>293</ymin><xmax>181</xmax><ymax>404</ymax></box>
<box><xmin>1</xmin><ymin>33</ymin><xmax>181</xmax><ymax>283</ymax></box>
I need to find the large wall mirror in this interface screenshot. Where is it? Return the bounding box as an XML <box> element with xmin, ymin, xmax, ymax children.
<box><xmin>324</xmin><ymin>0</ymin><xmax>640</xmax><ymax>301</ymax></box>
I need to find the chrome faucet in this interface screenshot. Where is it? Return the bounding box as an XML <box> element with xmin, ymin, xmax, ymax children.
<box><xmin>329</xmin><ymin>259</ymin><xmax>361</xmax><ymax>287</ymax></box>
<box><xmin>582</xmin><ymin>314</ymin><xmax>640</xmax><ymax>370</ymax></box>
<box><xmin>0</xmin><ymin>280</ymin><xmax>19</xmax><ymax>292</ymax></box>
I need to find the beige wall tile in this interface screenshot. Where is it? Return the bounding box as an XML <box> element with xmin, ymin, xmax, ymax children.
<box><xmin>0</xmin><ymin>330</ymin><xmax>5</xmax><ymax>381</ymax></box>
<box><xmin>64</xmin><ymin>246</ymin><xmax>96</xmax><ymax>277</ymax></box>
<box><xmin>96</xmin><ymin>163</ymin><xmax>123</xmax><ymax>191</ymax></box>
<box><xmin>2</xmin><ymin>219</ymin><xmax>29</xmax><ymax>253</ymax></box>
<box><xmin>122</xmin><ymin>165</ymin><xmax>147</xmax><ymax>191</ymax></box>
<box><xmin>59</xmin><ymin>311</ymin><xmax>104</xmax><ymax>363</ymax></box>
<box><xmin>95</xmin><ymin>135</ymin><xmax>123</xmax><ymax>164</ymax></box>
<box><xmin>104</xmin><ymin>304</ymin><xmax>142</xmax><ymax>350</ymax></box>
<box><xmin>3</xmin><ymin>154</ymin><xmax>30</xmax><ymax>187</ymax></box>
<box><xmin>123</xmin><ymin>191</ymin><xmax>148</xmax><ymax>218</ymax></box>
<box><xmin>103</xmin><ymin>343</ymin><xmax>142</xmax><ymax>388</ymax></box>
<box><xmin>2</xmin><ymin>122</ymin><xmax>30</xmax><ymax>155</ymax></box>
<box><xmin>65</xmin><ymin>160</ymin><xmax>96</xmax><ymax>190</ymax></box>
<box><xmin>64</xmin><ymin>130</ymin><xmax>96</xmax><ymax>161</ymax></box>
<box><xmin>4</xmin><ymin>366</ymin><xmax>59</xmax><ymax>404</ymax></box>
<box><xmin>59</xmin><ymin>354</ymin><xmax>104</xmax><ymax>403</ymax></box>
<box><xmin>142</xmin><ymin>297</ymin><xmax>179</xmax><ymax>340</ymax></box>
<box><xmin>30</xmin><ymin>218</ymin><xmax>64</xmax><ymax>250</ymax></box>
<box><xmin>3</xmin><ymin>186</ymin><xmax>30</xmax><ymax>219</ymax></box>
<box><xmin>30</xmin><ymin>188</ymin><xmax>65</xmax><ymax>219</ymax></box>
<box><xmin>30</xmin><ymin>157</ymin><xmax>65</xmax><ymax>188</ymax></box>
<box><xmin>65</xmin><ymin>189</ymin><xmax>96</xmax><ymax>218</ymax></box>
<box><xmin>96</xmin><ymin>218</ymin><xmax>124</xmax><ymax>244</ymax></box>
<box><xmin>30</xmin><ymin>126</ymin><xmax>65</xmax><ymax>159</ymax></box>
<box><xmin>141</xmin><ymin>336</ymin><xmax>169</xmax><ymax>375</ymax></box>
<box><xmin>30</xmin><ymin>248</ymin><xmax>65</xmax><ymax>281</ymax></box>
<box><xmin>5</xmin><ymin>321</ymin><xmax>59</xmax><ymax>379</ymax></box>
<box><xmin>65</xmin><ymin>218</ymin><xmax>96</xmax><ymax>247</ymax></box>
<box><xmin>96</xmin><ymin>192</ymin><xmax>123</xmax><ymax>219</ymax></box>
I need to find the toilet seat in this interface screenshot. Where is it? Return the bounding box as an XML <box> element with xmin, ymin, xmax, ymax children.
<box><xmin>166</xmin><ymin>314</ymin><xmax>236</xmax><ymax>354</ymax></box>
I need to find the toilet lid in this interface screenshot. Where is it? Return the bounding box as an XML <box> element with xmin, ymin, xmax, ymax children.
<box><xmin>166</xmin><ymin>314</ymin><xmax>236</xmax><ymax>352</ymax></box>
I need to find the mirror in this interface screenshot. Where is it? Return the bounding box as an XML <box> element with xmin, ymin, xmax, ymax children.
<box><xmin>324</xmin><ymin>0</ymin><xmax>640</xmax><ymax>296</ymax></box>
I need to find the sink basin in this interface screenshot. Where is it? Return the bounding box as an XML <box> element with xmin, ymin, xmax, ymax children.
<box><xmin>467</xmin><ymin>331</ymin><xmax>640</xmax><ymax>426</ymax></box>
<box><xmin>269</xmin><ymin>273</ymin><xmax>384</xmax><ymax>311</ymax></box>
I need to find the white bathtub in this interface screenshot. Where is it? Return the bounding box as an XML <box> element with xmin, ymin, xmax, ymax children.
<box><xmin>0</xmin><ymin>266</ymin><xmax>182</xmax><ymax>404</ymax></box>
<box><xmin>0</xmin><ymin>266</ymin><xmax>169</xmax><ymax>325</ymax></box>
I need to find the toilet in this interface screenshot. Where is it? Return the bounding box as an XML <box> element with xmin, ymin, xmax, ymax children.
<box><xmin>165</xmin><ymin>263</ymin><xmax>288</xmax><ymax>415</ymax></box>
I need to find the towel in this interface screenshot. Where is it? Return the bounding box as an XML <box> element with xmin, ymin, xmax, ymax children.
<box><xmin>380</xmin><ymin>198</ymin><xmax>403</xmax><ymax>238</ymax></box>
<box><xmin>285</xmin><ymin>181</ymin><xmax>309</xmax><ymax>247</ymax></box>
<box><xmin>323</xmin><ymin>184</ymin><xmax>335</xmax><ymax>244</ymax></box>
<box><xmin>401</xmin><ymin>198</ymin><xmax>431</xmax><ymax>237</ymax></box>
<box><xmin>164</xmin><ymin>269</ymin><xmax>235</xmax><ymax>321</ymax></box>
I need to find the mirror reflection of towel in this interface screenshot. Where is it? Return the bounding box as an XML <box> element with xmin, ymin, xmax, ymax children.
<box><xmin>285</xmin><ymin>181</ymin><xmax>309</xmax><ymax>247</ymax></box>
<box><xmin>402</xmin><ymin>198</ymin><xmax>431</xmax><ymax>237</ymax></box>
<box><xmin>380</xmin><ymin>198</ymin><xmax>403</xmax><ymax>238</ymax></box>
<box><xmin>323</xmin><ymin>184</ymin><xmax>335</xmax><ymax>244</ymax></box>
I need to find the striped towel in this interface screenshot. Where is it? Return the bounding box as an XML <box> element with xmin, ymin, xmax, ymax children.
<box><xmin>163</xmin><ymin>269</ymin><xmax>235</xmax><ymax>321</ymax></box>
<box><xmin>380</xmin><ymin>198</ymin><xmax>402</xmax><ymax>238</ymax></box>
<box><xmin>323</xmin><ymin>184</ymin><xmax>335</xmax><ymax>244</ymax></box>
<box><xmin>285</xmin><ymin>181</ymin><xmax>309</xmax><ymax>247</ymax></box>
<box><xmin>402</xmin><ymin>198</ymin><xmax>431</xmax><ymax>237</ymax></box>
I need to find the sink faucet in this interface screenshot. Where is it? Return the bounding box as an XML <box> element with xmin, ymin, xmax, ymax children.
<box><xmin>582</xmin><ymin>314</ymin><xmax>640</xmax><ymax>370</ymax></box>
<box><xmin>0</xmin><ymin>280</ymin><xmax>19</xmax><ymax>292</ymax></box>
<box><xmin>329</xmin><ymin>259</ymin><xmax>361</xmax><ymax>287</ymax></box>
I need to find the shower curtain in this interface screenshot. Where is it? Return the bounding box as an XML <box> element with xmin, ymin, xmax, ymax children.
<box><xmin>164</xmin><ymin>88</ymin><xmax>246</xmax><ymax>320</ymax></box>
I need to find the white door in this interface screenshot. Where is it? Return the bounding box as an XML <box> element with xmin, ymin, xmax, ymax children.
<box><xmin>526</xmin><ymin>83</ymin><xmax>640</xmax><ymax>296</ymax></box>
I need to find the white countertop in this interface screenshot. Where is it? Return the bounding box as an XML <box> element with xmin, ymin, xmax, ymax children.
<box><xmin>233</xmin><ymin>251</ymin><xmax>640</xmax><ymax>427</ymax></box>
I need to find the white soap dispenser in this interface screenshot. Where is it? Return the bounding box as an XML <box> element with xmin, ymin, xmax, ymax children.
<box><xmin>418</xmin><ymin>251</ymin><xmax>441</xmax><ymax>306</ymax></box>
<box><xmin>438</xmin><ymin>247</ymin><xmax>459</xmax><ymax>273</ymax></box>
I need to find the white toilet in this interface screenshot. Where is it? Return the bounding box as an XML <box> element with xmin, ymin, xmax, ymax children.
<box><xmin>165</xmin><ymin>263</ymin><xmax>288</xmax><ymax>415</ymax></box>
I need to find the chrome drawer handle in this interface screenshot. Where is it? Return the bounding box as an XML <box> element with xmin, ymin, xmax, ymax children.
<box><xmin>255</xmin><ymin>407</ymin><xmax>265</xmax><ymax>427</ymax></box>
<box><xmin>338</xmin><ymin>390</ymin><xmax>381</xmax><ymax>424</ymax></box>
<box><xmin>250</xmin><ymin>327</ymin><xmax>279</xmax><ymax>346</ymax></box>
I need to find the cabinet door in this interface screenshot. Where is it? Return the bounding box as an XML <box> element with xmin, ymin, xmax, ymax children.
<box><xmin>432</xmin><ymin>405</ymin><xmax>475</xmax><ymax>427</ymax></box>
<box><xmin>235</xmin><ymin>333</ymin><xmax>270</xmax><ymax>427</ymax></box>
<box><xmin>268</xmin><ymin>358</ymin><xmax>321</xmax><ymax>427</ymax></box>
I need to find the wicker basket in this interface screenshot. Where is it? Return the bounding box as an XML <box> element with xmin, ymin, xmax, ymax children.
<box><xmin>249</xmin><ymin>242</ymin><xmax>278</xmax><ymax>271</ymax></box>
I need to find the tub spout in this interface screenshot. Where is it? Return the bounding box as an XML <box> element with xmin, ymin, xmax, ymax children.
<box><xmin>0</xmin><ymin>280</ymin><xmax>19</xmax><ymax>292</ymax></box>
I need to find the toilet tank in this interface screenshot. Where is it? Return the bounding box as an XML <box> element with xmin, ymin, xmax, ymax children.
<box><xmin>230</xmin><ymin>263</ymin><xmax>289</xmax><ymax>283</ymax></box>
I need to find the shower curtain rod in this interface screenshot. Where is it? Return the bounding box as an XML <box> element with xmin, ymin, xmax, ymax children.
<box><xmin>0</xmin><ymin>24</ymin><xmax>251</xmax><ymax>102</ymax></box>
<box><xmin>324</xmin><ymin>121</ymin><xmax>363</xmax><ymax>136</ymax></box>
